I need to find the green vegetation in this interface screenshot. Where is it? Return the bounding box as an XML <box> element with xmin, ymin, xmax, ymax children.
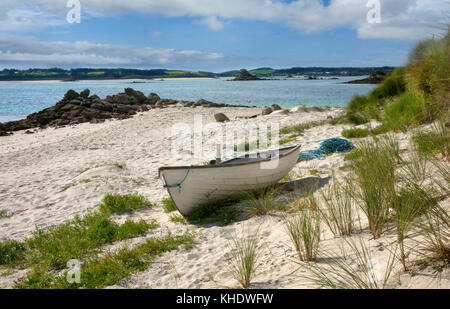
<box><xmin>393</xmin><ymin>184</ymin><xmax>437</xmax><ymax>270</ymax></box>
<box><xmin>0</xmin><ymin>193</ymin><xmax>161</xmax><ymax>289</ymax></box>
<box><xmin>284</xmin><ymin>208</ymin><xmax>321</xmax><ymax>261</ymax></box>
<box><xmin>79</xmin><ymin>163</ymin><xmax>125</xmax><ymax>175</ymax></box>
<box><xmin>342</xmin><ymin>127</ymin><xmax>371</xmax><ymax>138</ymax></box>
<box><xmin>240</xmin><ymin>186</ymin><xmax>282</xmax><ymax>218</ymax></box>
<box><xmin>162</xmin><ymin>197</ymin><xmax>176</xmax><ymax>213</ymax></box>
<box><xmin>318</xmin><ymin>175</ymin><xmax>357</xmax><ymax>236</ymax></box>
<box><xmin>344</xmin><ymin>28</ymin><xmax>449</xmax><ymax>131</ymax></box>
<box><xmin>412</xmin><ymin>120</ymin><xmax>449</xmax><ymax>159</ymax></box>
<box><xmin>60</xmin><ymin>183</ymin><xmax>76</xmax><ymax>192</ymax></box>
<box><xmin>228</xmin><ymin>229</ymin><xmax>262</xmax><ymax>289</ymax></box>
<box><xmin>15</xmin><ymin>234</ymin><xmax>194</xmax><ymax>289</ymax></box>
<box><xmin>0</xmin><ymin>241</ymin><xmax>25</xmax><ymax>266</ymax></box>
<box><xmin>415</xmin><ymin>206</ymin><xmax>450</xmax><ymax>264</ymax></box>
<box><xmin>384</xmin><ymin>91</ymin><xmax>425</xmax><ymax>131</ymax></box>
<box><xmin>0</xmin><ymin>68</ymin><xmax>215</xmax><ymax>81</ymax></box>
<box><xmin>348</xmin><ymin>137</ymin><xmax>399</xmax><ymax>239</ymax></box>
<box><xmin>99</xmin><ymin>193</ymin><xmax>153</xmax><ymax>214</ymax></box>
<box><xmin>0</xmin><ymin>210</ymin><xmax>12</xmax><ymax>218</ymax></box>
<box><xmin>169</xmin><ymin>214</ymin><xmax>188</xmax><ymax>225</ymax></box>
<box><xmin>20</xmin><ymin>212</ymin><xmax>156</xmax><ymax>270</ymax></box>
<box><xmin>187</xmin><ymin>200</ymin><xmax>238</xmax><ymax>225</ymax></box>
<box><xmin>309</xmin><ymin>169</ymin><xmax>319</xmax><ymax>176</ymax></box>
<box><xmin>342</xmin><ymin>124</ymin><xmax>389</xmax><ymax>139</ymax></box>
<box><xmin>300</xmin><ymin>238</ymin><xmax>397</xmax><ymax>289</ymax></box>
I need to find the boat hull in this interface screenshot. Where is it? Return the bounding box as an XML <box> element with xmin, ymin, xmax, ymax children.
<box><xmin>159</xmin><ymin>145</ymin><xmax>301</xmax><ymax>216</ymax></box>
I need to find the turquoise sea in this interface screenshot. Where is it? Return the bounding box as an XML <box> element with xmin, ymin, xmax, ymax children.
<box><xmin>0</xmin><ymin>77</ymin><xmax>375</xmax><ymax>123</ymax></box>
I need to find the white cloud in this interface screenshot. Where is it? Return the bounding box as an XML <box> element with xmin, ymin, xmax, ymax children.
<box><xmin>196</xmin><ymin>16</ymin><xmax>225</xmax><ymax>31</ymax></box>
<box><xmin>0</xmin><ymin>34</ymin><xmax>223</xmax><ymax>68</ymax></box>
<box><xmin>0</xmin><ymin>1</ymin><xmax>448</xmax><ymax>39</ymax></box>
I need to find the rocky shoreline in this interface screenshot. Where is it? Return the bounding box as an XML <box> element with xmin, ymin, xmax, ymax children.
<box><xmin>0</xmin><ymin>88</ymin><xmax>252</xmax><ymax>136</ymax></box>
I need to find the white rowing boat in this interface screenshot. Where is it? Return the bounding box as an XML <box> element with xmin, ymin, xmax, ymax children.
<box><xmin>159</xmin><ymin>145</ymin><xmax>301</xmax><ymax>215</ymax></box>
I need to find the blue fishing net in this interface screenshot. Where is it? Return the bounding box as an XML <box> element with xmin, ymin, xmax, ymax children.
<box><xmin>298</xmin><ymin>137</ymin><xmax>355</xmax><ymax>161</ymax></box>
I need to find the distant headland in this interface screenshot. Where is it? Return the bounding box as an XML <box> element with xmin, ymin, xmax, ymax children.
<box><xmin>0</xmin><ymin>66</ymin><xmax>395</xmax><ymax>81</ymax></box>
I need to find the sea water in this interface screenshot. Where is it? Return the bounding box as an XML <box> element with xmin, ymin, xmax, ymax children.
<box><xmin>0</xmin><ymin>77</ymin><xmax>375</xmax><ymax>122</ymax></box>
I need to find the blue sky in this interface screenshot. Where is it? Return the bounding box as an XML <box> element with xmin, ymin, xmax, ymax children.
<box><xmin>0</xmin><ymin>0</ymin><xmax>448</xmax><ymax>71</ymax></box>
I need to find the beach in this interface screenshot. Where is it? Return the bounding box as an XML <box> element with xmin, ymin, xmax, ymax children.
<box><xmin>0</xmin><ymin>104</ymin><xmax>448</xmax><ymax>289</ymax></box>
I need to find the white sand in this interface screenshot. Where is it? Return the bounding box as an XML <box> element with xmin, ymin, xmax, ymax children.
<box><xmin>0</xmin><ymin>106</ymin><xmax>448</xmax><ymax>289</ymax></box>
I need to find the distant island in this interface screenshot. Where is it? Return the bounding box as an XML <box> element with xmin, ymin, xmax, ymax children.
<box><xmin>343</xmin><ymin>70</ymin><xmax>391</xmax><ymax>84</ymax></box>
<box><xmin>0</xmin><ymin>66</ymin><xmax>395</xmax><ymax>81</ymax></box>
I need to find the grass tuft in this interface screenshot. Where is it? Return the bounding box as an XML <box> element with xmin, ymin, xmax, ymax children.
<box><xmin>99</xmin><ymin>193</ymin><xmax>153</xmax><ymax>214</ymax></box>
<box><xmin>240</xmin><ymin>186</ymin><xmax>282</xmax><ymax>218</ymax></box>
<box><xmin>299</xmin><ymin>238</ymin><xmax>397</xmax><ymax>289</ymax></box>
<box><xmin>0</xmin><ymin>240</ymin><xmax>26</xmax><ymax>266</ymax></box>
<box><xmin>412</xmin><ymin>120</ymin><xmax>449</xmax><ymax>159</ymax></box>
<box><xmin>228</xmin><ymin>229</ymin><xmax>262</xmax><ymax>289</ymax></box>
<box><xmin>349</xmin><ymin>136</ymin><xmax>399</xmax><ymax>239</ymax></box>
<box><xmin>162</xmin><ymin>197</ymin><xmax>176</xmax><ymax>213</ymax></box>
<box><xmin>284</xmin><ymin>206</ymin><xmax>321</xmax><ymax>261</ymax></box>
<box><xmin>319</xmin><ymin>175</ymin><xmax>358</xmax><ymax>237</ymax></box>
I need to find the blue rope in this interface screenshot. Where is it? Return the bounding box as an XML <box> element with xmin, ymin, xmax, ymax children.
<box><xmin>163</xmin><ymin>166</ymin><xmax>192</xmax><ymax>193</ymax></box>
<box><xmin>298</xmin><ymin>138</ymin><xmax>355</xmax><ymax>161</ymax></box>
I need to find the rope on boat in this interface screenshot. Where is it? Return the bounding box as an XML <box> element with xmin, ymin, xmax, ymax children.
<box><xmin>163</xmin><ymin>165</ymin><xmax>192</xmax><ymax>193</ymax></box>
<box><xmin>298</xmin><ymin>137</ymin><xmax>355</xmax><ymax>161</ymax></box>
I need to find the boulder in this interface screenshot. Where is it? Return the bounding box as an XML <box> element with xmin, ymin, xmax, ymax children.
<box><xmin>271</xmin><ymin>104</ymin><xmax>282</xmax><ymax>111</ymax></box>
<box><xmin>63</xmin><ymin>90</ymin><xmax>79</xmax><ymax>101</ymax></box>
<box><xmin>214</xmin><ymin>113</ymin><xmax>230</xmax><ymax>123</ymax></box>
<box><xmin>147</xmin><ymin>93</ymin><xmax>160</xmax><ymax>105</ymax></box>
<box><xmin>262</xmin><ymin>107</ymin><xmax>273</xmax><ymax>115</ymax></box>
<box><xmin>80</xmin><ymin>89</ymin><xmax>90</xmax><ymax>98</ymax></box>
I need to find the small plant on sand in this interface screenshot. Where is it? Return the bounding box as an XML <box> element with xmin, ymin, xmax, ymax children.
<box><xmin>392</xmin><ymin>183</ymin><xmax>437</xmax><ymax>271</ymax></box>
<box><xmin>169</xmin><ymin>214</ymin><xmax>187</xmax><ymax>225</ymax></box>
<box><xmin>414</xmin><ymin>205</ymin><xmax>450</xmax><ymax>265</ymax></box>
<box><xmin>349</xmin><ymin>136</ymin><xmax>399</xmax><ymax>239</ymax></box>
<box><xmin>228</xmin><ymin>229</ymin><xmax>262</xmax><ymax>289</ymax></box>
<box><xmin>99</xmin><ymin>193</ymin><xmax>153</xmax><ymax>214</ymax></box>
<box><xmin>284</xmin><ymin>207</ymin><xmax>321</xmax><ymax>261</ymax></box>
<box><xmin>342</xmin><ymin>127</ymin><xmax>371</xmax><ymax>139</ymax></box>
<box><xmin>299</xmin><ymin>238</ymin><xmax>397</xmax><ymax>289</ymax></box>
<box><xmin>309</xmin><ymin>169</ymin><xmax>319</xmax><ymax>176</ymax></box>
<box><xmin>431</xmin><ymin>159</ymin><xmax>450</xmax><ymax>196</ymax></box>
<box><xmin>400</xmin><ymin>151</ymin><xmax>429</xmax><ymax>184</ymax></box>
<box><xmin>187</xmin><ymin>200</ymin><xmax>237</xmax><ymax>225</ymax></box>
<box><xmin>162</xmin><ymin>197</ymin><xmax>176</xmax><ymax>213</ymax></box>
<box><xmin>240</xmin><ymin>186</ymin><xmax>281</xmax><ymax>218</ymax></box>
<box><xmin>412</xmin><ymin>120</ymin><xmax>449</xmax><ymax>160</ymax></box>
<box><xmin>60</xmin><ymin>183</ymin><xmax>76</xmax><ymax>192</ymax></box>
<box><xmin>0</xmin><ymin>210</ymin><xmax>12</xmax><ymax>218</ymax></box>
<box><xmin>319</xmin><ymin>175</ymin><xmax>358</xmax><ymax>237</ymax></box>
<box><xmin>0</xmin><ymin>240</ymin><xmax>25</xmax><ymax>266</ymax></box>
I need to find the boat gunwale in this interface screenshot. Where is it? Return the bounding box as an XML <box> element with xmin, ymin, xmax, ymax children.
<box><xmin>158</xmin><ymin>144</ymin><xmax>300</xmax><ymax>177</ymax></box>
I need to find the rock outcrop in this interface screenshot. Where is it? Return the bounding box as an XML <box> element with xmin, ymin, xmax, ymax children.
<box><xmin>214</xmin><ymin>113</ymin><xmax>230</xmax><ymax>122</ymax></box>
<box><xmin>233</xmin><ymin>69</ymin><xmax>261</xmax><ymax>81</ymax></box>
<box><xmin>0</xmin><ymin>89</ymin><xmax>251</xmax><ymax>135</ymax></box>
<box><xmin>262</xmin><ymin>107</ymin><xmax>273</xmax><ymax>115</ymax></box>
<box><xmin>344</xmin><ymin>70</ymin><xmax>389</xmax><ymax>84</ymax></box>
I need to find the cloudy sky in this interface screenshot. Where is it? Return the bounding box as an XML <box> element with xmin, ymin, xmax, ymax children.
<box><xmin>0</xmin><ymin>0</ymin><xmax>448</xmax><ymax>71</ymax></box>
